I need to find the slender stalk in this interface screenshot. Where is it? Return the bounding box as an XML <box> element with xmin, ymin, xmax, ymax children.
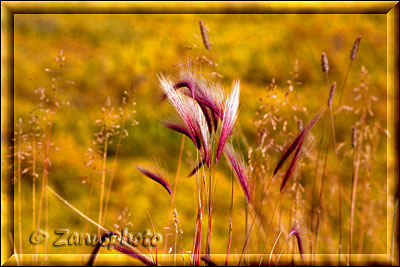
<box><xmin>102</xmin><ymin>110</ymin><xmax>127</xmax><ymax>225</ymax></box>
<box><xmin>348</xmin><ymin>132</ymin><xmax>361</xmax><ymax>265</ymax></box>
<box><xmin>238</xmin><ymin>214</ymin><xmax>257</xmax><ymax>266</ymax></box>
<box><xmin>268</xmin><ymin>230</ymin><xmax>283</xmax><ymax>266</ymax></box>
<box><xmin>98</xmin><ymin>131</ymin><xmax>109</xmax><ymax>236</ymax></box>
<box><xmin>225</xmin><ymin>172</ymin><xmax>234</xmax><ymax>266</ymax></box>
<box><xmin>80</xmin><ymin>170</ymin><xmax>96</xmax><ymax>257</ymax></box>
<box><xmin>310</xmin><ymin>113</ymin><xmax>328</xmax><ymax>265</ymax></box>
<box><xmin>336</xmin><ymin>61</ymin><xmax>353</xmax><ymax>109</ymax></box>
<box><xmin>164</xmin><ymin>135</ymin><xmax>185</xmax><ymax>252</ymax></box>
<box><xmin>328</xmin><ymin>105</ymin><xmax>342</xmax><ymax>265</ymax></box>
<box><xmin>35</xmin><ymin>88</ymin><xmax>57</xmax><ymax>263</ymax></box>
<box><xmin>314</xmin><ymin>135</ymin><xmax>330</xmax><ymax>263</ymax></box>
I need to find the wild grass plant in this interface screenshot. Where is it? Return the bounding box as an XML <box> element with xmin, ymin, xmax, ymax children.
<box><xmin>9</xmin><ymin>14</ymin><xmax>395</xmax><ymax>266</ymax></box>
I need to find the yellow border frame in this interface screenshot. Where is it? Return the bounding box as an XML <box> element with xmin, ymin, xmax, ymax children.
<box><xmin>1</xmin><ymin>1</ymin><xmax>398</xmax><ymax>266</ymax></box>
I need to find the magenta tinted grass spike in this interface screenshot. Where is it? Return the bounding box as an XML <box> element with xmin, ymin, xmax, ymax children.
<box><xmin>176</xmin><ymin>78</ymin><xmax>223</xmax><ymax>118</ymax></box>
<box><xmin>224</xmin><ymin>142</ymin><xmax>251</xmax><ymax>203</ymax></box>
<box><xmin>199</xmin><ymin>104</ymin><xmax>213</xmax><ymax>133</ymax></box>
<box><xmin>136</xmin><ymin>166</ymin><xmax>171</xmax><ymax>195</ymax></box>
<box><xmin>273</xmin><ymin>108</ymin><xmax>325</xmax><ymax>180</ymax></box>
<box><xmin>215</xmin><ymin>80</ymin><xmax>240</xmax><ymax>164</ymax></box>
<box><xmin>159</xmin><ymin>74</ymin><xmax>211</xmax><ymax>163</ymax></box>
<box><xmin>280</xmin><ymin>138</ymin><xmax>304</xmax><ymax>192</ymax></box>
<box><xmin>158</xmin><ymin>75</ymin><xmax>200</xmax><ymax>147</ymax></box>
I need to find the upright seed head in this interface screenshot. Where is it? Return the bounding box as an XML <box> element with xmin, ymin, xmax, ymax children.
<box><xmin>350</xmin><ymin>35</ymin><xmax>362</xmax><ymax>61</ymax></box>
<box><xmin>199</xmin><ymin>20</ymin><xmax>211</xmax><ymax>50</ymax></box>
<box><xmin>321</xmin><ymin>52</ymin><xmax>329</xmax><ymax>73</ymax></box>
<box><xmin>327</xmin><ymin>81</ymin><xmax>336</xmax><ymax>107</ymax></box>
<box><xmin>351</xmin><ymin>126</ymin><xmax>357</xmax><ymax>148</ymax></box>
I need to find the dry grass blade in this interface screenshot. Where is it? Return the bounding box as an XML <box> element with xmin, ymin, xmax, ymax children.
<box><xmin>136</xmin><ymin>166</ymin><xmax>172</xmax><ymax>195</ymax></box>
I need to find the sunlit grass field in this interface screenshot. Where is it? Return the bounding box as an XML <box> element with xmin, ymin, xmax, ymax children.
<box><xmin>10</xmin><ymin>13</ymin><xmax>396</xmax><ymax>265</ymax></box>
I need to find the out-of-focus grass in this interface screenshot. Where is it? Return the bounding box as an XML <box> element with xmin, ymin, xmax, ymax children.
<box><xmin>13</xmin><ymin>13</ymin><xmax>389</xmax><ymax>259</ymax></box>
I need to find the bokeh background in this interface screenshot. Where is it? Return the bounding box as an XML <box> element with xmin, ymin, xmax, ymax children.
<box><xmin>12</xmin><ymin>13</ymin><xmax>393</xmax><ymax>263</ymax></box>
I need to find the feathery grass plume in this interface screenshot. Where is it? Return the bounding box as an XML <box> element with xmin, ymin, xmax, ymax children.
<box><xmin>199</xmin><ymin>20</ymin><xmax>211</xmax><ymax>50</ymax></box>
<box><xmin>224</xmin><ymin>142</ymin><xmax>251</xmax><ymax>203</ymax></box>
<box><xmin>174</xmin><ymin>71</ymin><xmax>224</xmax><ymax>118</ymax></box>
<box><xmin>321</xmin><ymin>52</ymin><xmax>329</xmax><ymax>73</ymax></box>
<box><xmin>350</xmin><ymin>35</ymin><xmax>362</xmax><ymax>61</ymax></box>
<box><xmin>216</xmin><ymin>80</ymin><xmax>240</xmax><ymax>164</ymax></box>
<box><xmin>136</xmin><ymin>164</ymin><xmax>171</xmax><ymax>195</ymax></box>
<box><xmin>273</xmin><ymin>108</ymin><xmax>324</xmax><ymax>191</ymax></box>
<box><xmin>159</xmin><ymin>74</ymin><xmax>212</xmax><ymax>164</ymax></box>
<box><xmin>327</xmin><ymin>82</ymin><xmax>337</xmax><ymax>107</ymax></box>
<box><xmin>351</xmin><ymin>126</ymin><xmax>357</xmax><ymax>148</ymax></box>
<box><xmin>159</xmin><ymin>75</ymin><xmax>200</xmax><ymax>145</ymax></box>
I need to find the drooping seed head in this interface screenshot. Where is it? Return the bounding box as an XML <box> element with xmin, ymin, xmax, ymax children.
<box><xmin>321</xmin><ymin>52</ymin><xmax>329</xmax><ymax>73</ymax></box>
<box><xmin>199</xmin><ymin>20</ymin><xmax>211</xmax><ymax>50</ymax></box>
<box><xmin>136</xmin><ymin>164</ymin><xmax>171</xmax><ymax>195</ymax></box>
<box><xmin>159</xmin><ymin>74</ymin><xmax>211</xmax><ymax>160</ymax></box>
<box><xmin>327</xmin><ymin>81</ymin><xmax>337</xmax><ymax>107</ymax></box>
<box><xmin>350</xmin><ymin>35</ymin><xmax>362</xmax><ymax>61</ymax></box>
<box><xmin>224</xmin><ymin>142</ymin><xmax>251</xmax><ymax>203</ymax></box>
<box><xmin>351</xmin><ymin>126</ymin><xmax>357</xmax><ymax>148</ymax></box>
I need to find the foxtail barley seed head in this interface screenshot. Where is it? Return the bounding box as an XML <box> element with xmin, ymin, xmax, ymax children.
<box><xmin>351</xmin><ymin>126</ymin><xmax>357</xmax><ymax>148</ymax></box>
<box><xmin>216</xmin><ymin>80</ymin><xmax>240</xmax><ymax>163</ymax></box>
<box><xmin>136</xmin><ymin>165</ymin><xmax>171</xmax><ymax>195</ymax></box>
<box><xmin>327</xmin><ymin>81</ymin><xmax>336</xmax><ymax>107</ymax></box>
<box><xmin>274</xmin><ymin>109</ymin><xmax>324</xmax><ymax>191</ymax></box>
<box><xmin>224</xmin><ymin>142</ymin><xmax>251</xmax><ymax>203</ymax></box>
<box><xmin>199</xmin><ymin>20</ymin><xmax>211</xmax><ymax>50</ymax></box>
<box><xmin>350</xmin><ymin>35</ymin><xmax>362</xmax><ymax>61</ymax></box>
<box><xmin>321</xmin><ymin>52</ymin><xmax>329</xmax><ymax>73</ymax></box>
